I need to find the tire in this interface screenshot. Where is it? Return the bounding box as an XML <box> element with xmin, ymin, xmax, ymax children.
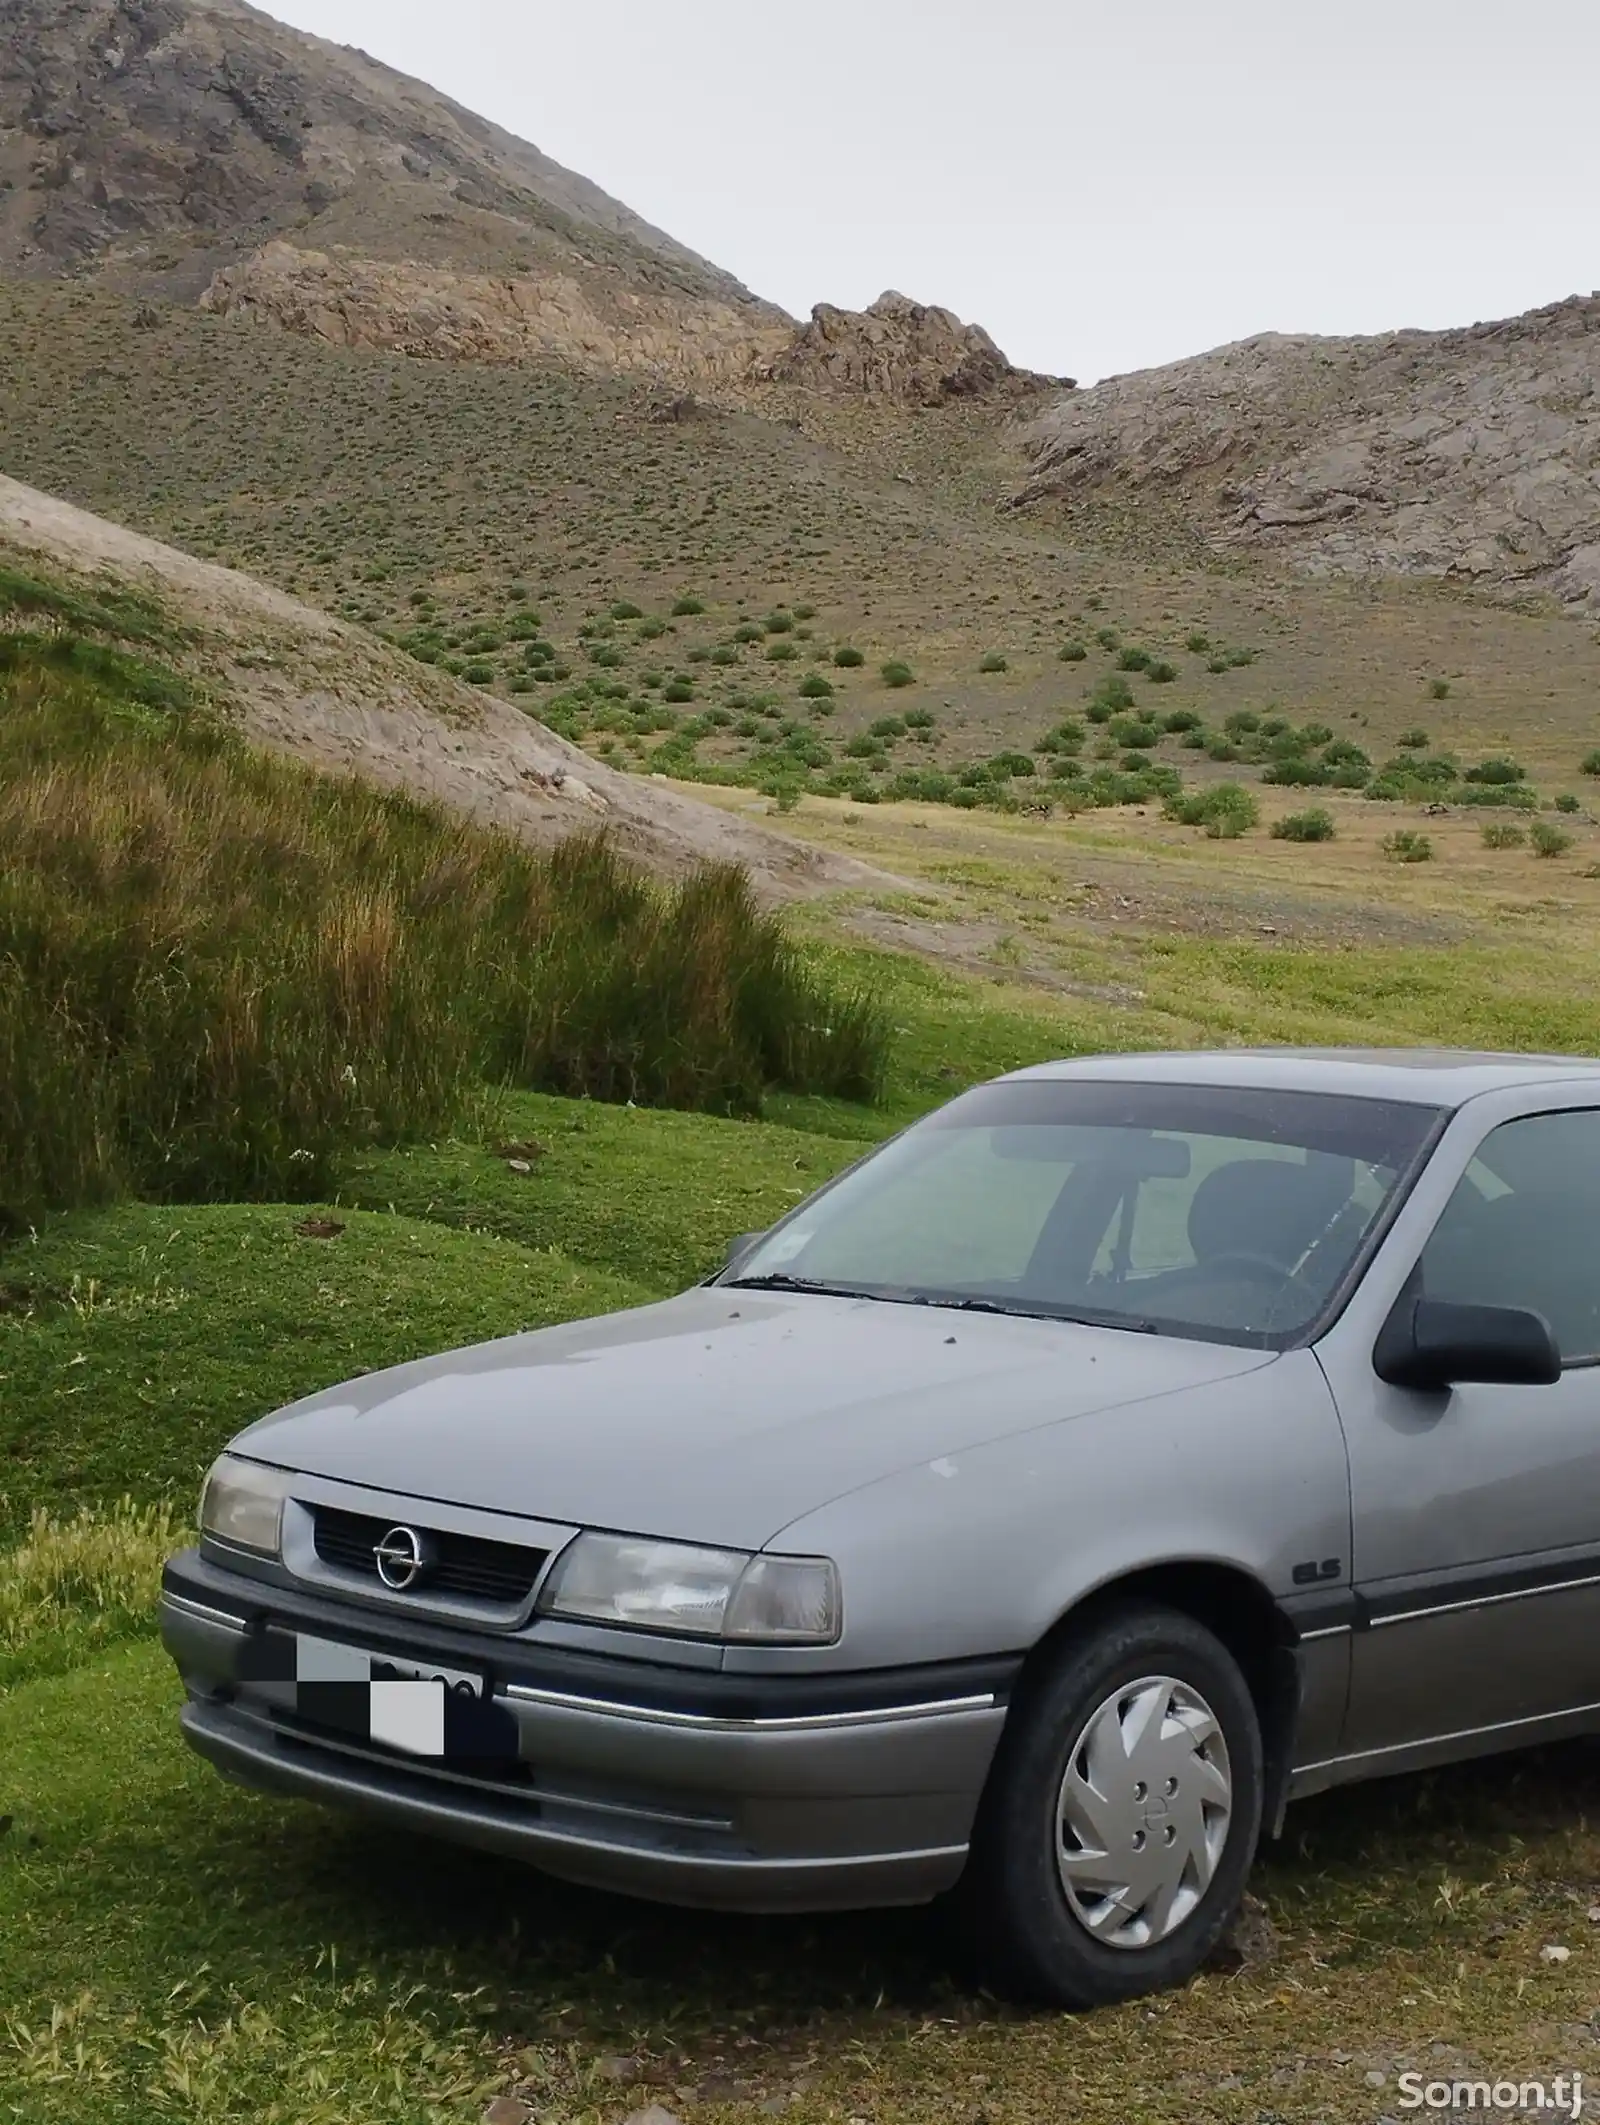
<box><xmin>958</xmin><ymin>1603</ymin><xmax>1264</xmax><ymax>2009</ymax></box>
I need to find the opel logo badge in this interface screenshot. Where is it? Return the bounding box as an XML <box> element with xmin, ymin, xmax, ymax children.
<box><xmin>373</xmin><ymin>1525</ymin><xmax>431</xmax><ymax>1591</ymax></box>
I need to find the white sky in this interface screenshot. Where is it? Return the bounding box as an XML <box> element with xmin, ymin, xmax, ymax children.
<box><xmin>266</xmin><ymin>0</ymin><xmax>1600</xmax><ymax>383</ymax></box>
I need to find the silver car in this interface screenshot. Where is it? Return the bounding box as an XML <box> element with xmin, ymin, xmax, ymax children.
<box><xmin>163</xmin><ymin>1048</ymin><xmax>1600</xmax><ymax>2007</ymax></box>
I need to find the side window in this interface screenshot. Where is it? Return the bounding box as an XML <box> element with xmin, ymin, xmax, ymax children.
<box><xmin>1419</xmin><ymin>1110</ymin><xmax>1600</xmax><ymax>1364</ymax></box>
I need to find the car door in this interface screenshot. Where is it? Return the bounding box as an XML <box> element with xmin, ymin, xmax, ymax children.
<box><xmin>1316</xmin><ymin>1100</ymin><xmax>1600</xmax><ymax>1771</ymax></box>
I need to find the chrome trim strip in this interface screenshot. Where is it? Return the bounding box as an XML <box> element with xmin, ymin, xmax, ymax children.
<box><xmin>1368</xmin><ymin>1571</ymin><xmax>1600</xmax><ymax>1629</ymax></box>
<box><xmin>1294</xmin><ymin>1696</ymin><xmax>1600</xmax><ymax>1777</ymax></box>
<box><xmin>1296</xmin><ymin>1624</ymin><xmax>1352</xmax><ymax>1643</ymax></box>
<box><xmin>500</xmin><ymin>1683</ymin><xmax>999</xmax><ymax>1733</ymax></box>
<box><xmin>163</xmin><ymin>1591</ymin><xmax>250</xmax><ymax>1634</ymax></box>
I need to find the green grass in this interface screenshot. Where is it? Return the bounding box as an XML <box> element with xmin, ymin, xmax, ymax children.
<box><xmin>11</xmin><ymin>968</ymin><xmax>1600</xmax><ymax>2116</ymax></box>
<box><xmin>0</xmin><ymin>1200</ymin><xmax>646</xmax><ymax>1538</ymax></box>
<box><xmin>7</xmin><ymin>1632</ymin><xmax>1600</xmax><ymax>2123</ymax></box>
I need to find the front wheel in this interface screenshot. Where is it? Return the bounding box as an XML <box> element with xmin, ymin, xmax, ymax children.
<box><xmin>960</xmin><ymin>1604</ymin><xmax>1264</xmax><ymax>2008</ymax></box>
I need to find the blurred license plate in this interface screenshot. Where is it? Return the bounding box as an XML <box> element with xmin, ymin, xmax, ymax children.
<box><xmin>240</xmin><ymin>1630</ymin><xmax>514</xmax><ymax>1759</ymax></box>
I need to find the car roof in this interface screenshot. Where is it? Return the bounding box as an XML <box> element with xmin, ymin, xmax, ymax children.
<box><xmin>1003</xmin><ymin>1047</ymin><xmax>1600</xmax><ymax>1108</ymax></box>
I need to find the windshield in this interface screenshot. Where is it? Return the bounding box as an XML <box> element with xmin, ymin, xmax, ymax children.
<box><xmin>727</xmin><ymin>1078</ymin><xmax>1442</xmax><ymax>1348</ymax></box>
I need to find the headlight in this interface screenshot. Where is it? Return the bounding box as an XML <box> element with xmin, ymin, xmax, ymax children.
<box><xmin>537</xmin><ymin>1533</ymin><xmax>840</xmax><ymax>1644</ymax></box>
<box><xmin>199</xmin><ymin>1454</ymin><xmax>291</xmax><ymax>1556</ymax></box>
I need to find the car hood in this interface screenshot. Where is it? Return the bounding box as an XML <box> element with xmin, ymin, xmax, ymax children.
<box><xmin>239</xmin><ymin>1288</ymin><xmax>1276</xmax><ymax>1551</ymax></box>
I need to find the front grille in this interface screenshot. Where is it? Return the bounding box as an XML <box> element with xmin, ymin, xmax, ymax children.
<box><xmin>309</xmin><ymin>1504</ymin><xmax>548</xmax><ymax>1608</ymax></box>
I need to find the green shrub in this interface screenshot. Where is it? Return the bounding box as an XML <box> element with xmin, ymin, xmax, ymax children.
<box><xmin>767</xmin><ymin>641</ymin><xmax>798</xmax><ymax>662</ymax></box>
<box><xmin>844</xmin><ymin>734</ymin><xmax>885</xmax><ymax>760</ymax></box>
<box><xmin>734</xmin><ymin>623</ymin><xmax>764</xmax><ymax>644</ymax></box>
<box><xmin>1464</xmin><ymin>755</ymin><xmax>1525</xmax><ymax>785</ymax></box>
<box><xmin>1206</xmin><ymin>739</ymin><xmax>1241</xmax><ymax>762</ymax></box>
<box><xmin>0</xmin><ymin>654</ymin><xmax>889</xmax><ymax>1224</ymax></box>
<box><xmin>671</xmin><ymin>596</ymin><xmax>706</xmax><ymax>617</ymax></box>
<box><xmin>1223</xmin><ymin>709</ymin><xmax>1260</xmax><ymax>737</ymax></box>
<box><xmin>1382</xmin><ymin>830</ymin><xmax>1433</xmax><ymax>863</ymax></box>
<box><xmin>798</xmin><ymin>673</ymin><xmax>834</xmax><ymax>699</ymax></box>
<box><xmin>833</xmin><ymin>645</ymin><xmax>865</xmax><ymax>667</ymax></box>
<box><xmin>1582</xmin><ymin>750</ymin><xmax>1600</xmax><ymax>777</ymax></box>
<box><xmin>1454</xmin><ymin>782</ymin><xmax>1539</xmax><ymax>810</ymax></box>
<box><xmin>1397</xmin><ymin>727</ymin><xmax>1430</xmax><ymax>749</ymax></box>
<box><xmin>1058</xmin><ymin>640</ymin><xmax>1087</xmax><ymax>662</ymax></box>
<box><xmin>1117</xmin><ymin>647</ymin><xmax>1152</xmax><ymax>672</ymax></box>
<box><xmin>1110</xmin><ymin>716</ymin><xmax>1160</xmax><ymax>749</ymax></box>
<box><xmin>988</xmin><ymin>751</ymin><xmax>1036</xmax><ymax>779</ymax></box>
<box><xmin>765</xmin><ymin>610</ymin><xmax>794</xmax><ymax>633</ymax></box>
<box><xmin>1531</xmin><ymin>819</ymin><xmax>1574</xmax><ymax>858</ymax></box>
<box><xmin>1095</xmin><ymin>628</ymin><xmax>1120</xmax><ymax>651</ymax></box>
<box><xmin>1146</xmin><ymin>661</ymin><xmax>1178</xmax><ymax>684</ymax></box>
<box><xmin>609</xmin><ymin>600</ymin><xmax>643</xmax><ymax>621</ymax></box>
<box><xmin>1271</xmin><ymin>807</ymin><xmax>1336</xmax><ymax>843</ymax></box>
<box><xmin>1554</xmin><ymin>792</ymin><xmax>1581</xmax><ymax>814</ymax></box>
<box><xmin>979</xmin><ymin>652</ymin><xmax>1009</xmax><ymax>673</ymax></box>
<box><xmin>662</xmin><ymin>677</ymin><xmax>695</xmax><ymax>702</ymax></box>
<box><xmin>1481</xmin><ymin>820</ymin><xmax>1526</xmax><ymax>849</ymax></box>
<box><xmin>462</xmin><ymin>660</ymin><xmax>496</xmax><ymax>685</ymax></box>
<box><xmin>1322</xmin><ymin>739</ymin><xmax>1370</xmax><ymax>769</ymax></box>
<box><xmin>793</xmin><ymin>603</ymin><xmax>818</xmax><ymax>620</ymax></box>
<box><xmin>1301</xmin><ymin>723</ymin><xmax>1334</xmax><ymax>747</ymax></box>
<box><xmin>638</xmin><ymin>616</ymin><xmax>667</xmax><ymax>640</ymax></box>
<box><xmin>869</xmin><ymin>715</ymin><xmax>906</xmax><ymax>739</ymax></box>
<box><xmin>1429</xmin><ymin>679</ymin><xmax>1451</xmax><ymax>700</ymax></box>
<box><xmin>903</xmin><ymin>707</ymin><xmax>936</xmax><ymax>730</ymax></box>
<box><xmin>887</xmin><ymin>768</ymin><xmax>954</xmax><ymax>803</ymax></box>
<box><xmin>1185</xmin><ymin>632</ymin><xmax>1210</xmax><ymax>654</ymax></box>
<box><xmin>1164</xmin><ymin>783</ymin><xmax>1260</xmax><ymax>838</ymax></box>
<box><xmin>710</xmin><ymin>644</ymin><xmax>740</xmax><ymax>666</ymax></box>
<box><xmin>880</xmin><ymin>660</ymin><xmax>915</xmax><ymax>688</ymax></box>
<box><xmin>1161</xmin><ymin>709</ymin><xmax>1202</xmax><ymax>733</ymax></box>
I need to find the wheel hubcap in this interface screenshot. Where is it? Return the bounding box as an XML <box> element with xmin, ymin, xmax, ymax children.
<box><xmin>1055</xmin><ymin>1673</ymin><xmax>1233</xmax><ymax>1950</ymax></box>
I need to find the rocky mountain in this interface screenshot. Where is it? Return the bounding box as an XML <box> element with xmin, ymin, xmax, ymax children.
<box><xmin>0</xmin><ymin>0</ymin><xmax>771</xmax><ymax>309</ymax></box>
<box><xmin>1014</xmin><ymin>295</ymin><xmax>1600</xmax><ymax>609</ymax></box>
<box><xmin>0</xmin><ymin>0</ymin><xmax>1052</xmax><ymax>406</ymax></box>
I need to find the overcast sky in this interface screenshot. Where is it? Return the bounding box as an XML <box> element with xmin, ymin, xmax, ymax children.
<box><xmin>267</xmin><ymin>0</ymin><xmax>1599</xmax><ymax>384</ymax></box>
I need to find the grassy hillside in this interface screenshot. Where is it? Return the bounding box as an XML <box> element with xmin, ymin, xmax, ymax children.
<box><xmin>2</xmin><ymin>283</ymin><xmax>1597</xmax><ymax>828</ymax></box>
<box><xmin>0</xmin><ymin>569</ymin><xmax>885</xmax><ymax>1226</ymax></box>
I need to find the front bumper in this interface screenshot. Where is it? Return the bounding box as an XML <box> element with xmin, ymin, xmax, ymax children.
<box><xmin>161</xmin><ymin>1549</ymin><xmax>1013</xmax><ymax>1912</ymax></box>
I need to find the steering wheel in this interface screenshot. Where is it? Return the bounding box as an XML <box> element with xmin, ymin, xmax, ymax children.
<box><xmin>1157</xmin><ymin>1250</ymin><xmax>1322</xmax><ymax>1320</ymax></box>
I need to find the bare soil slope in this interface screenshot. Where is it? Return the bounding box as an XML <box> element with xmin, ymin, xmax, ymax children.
<box><xmin>0</xmin><ymin>472</ymin><xmax>887</xmax><ymax>896</ymax></box>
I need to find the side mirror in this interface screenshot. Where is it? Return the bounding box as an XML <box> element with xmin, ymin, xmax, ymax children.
<box><xmin>1374</xmin><ymin>1295</ymin><xmax>1561</xmax><ymax>1390</ymax></box>
<box><xmin>724</xmin><ymin>1230</ymin><xmax>767</xmax><ymax>1266</ymax></box>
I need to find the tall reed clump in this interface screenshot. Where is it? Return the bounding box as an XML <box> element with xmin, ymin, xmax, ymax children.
<box><xmin>0</xmin><ymin>631</ymin><xmax>887</xmax><ymax>1226</ymax></box>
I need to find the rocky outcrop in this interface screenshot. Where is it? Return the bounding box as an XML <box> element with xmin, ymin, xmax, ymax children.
<box><xmin>200</xmin><ymin>250</ymin><xmax>1056</xmax><ymax>406</ymax></box>
<box><xmin>759</xmin><ymin>291</ymin><xmax>1067</xmax><ymax>405</ymax></box>
<box><xmin>1014</xmin><ymin>295</ymin><xmax>1600</xmax><ymax>608</ymax></box>
<box><xmin>199</xmin><ymin>242</ymin><xmax>790</xmax><ymax>386</ymax></box>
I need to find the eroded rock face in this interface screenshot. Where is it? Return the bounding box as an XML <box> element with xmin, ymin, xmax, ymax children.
<box><xmin>1015</xmin><ymin>296</ymin><xmax>1600</xmax><ymax>608</ymax></box>
<box><xmin>198</xmin><ymin>242</ymin><xmax>790</xmax><ymax>387</ymax></box>
<box><xmin>759</xmin><ymin>290</ymin><xmax>1067</xmax><ymax>405</ymax></box>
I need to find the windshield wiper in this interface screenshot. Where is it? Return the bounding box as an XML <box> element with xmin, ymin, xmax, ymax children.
<box><xmin>913</xmin><ymin>1293</ymin><xmax>1162</xmax><ymax>1332</ymax></box>
<box><xmin>722</xmin><ymin>1273</ymin><xmax>890</xmax><ymax>1301</ymax></box>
